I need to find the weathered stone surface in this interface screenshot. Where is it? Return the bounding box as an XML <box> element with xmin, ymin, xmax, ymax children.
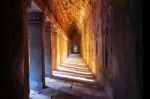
<box><xmin>28</xmin><ymin>12</ymin><xmax>45</xmax><ymax>90</ymax></box>
<box><xmin>1</xmin><ymin>0</ymin><xmax>142</xmax><ymax>99</ymax></box>
<box><xmin>30</xmin><ymin>77</ymin><xmax>111</xmax><ymax>99</ymax></box>
<box><xmin>80</xmin><ymin>0</ymin><xmax>143</xmax><ymax>99</ymax></box>
<box><xmin>1</xmin><ymin>0</ymin><xmax>27</xmax><ymax>99</ymax></box>
<box><xmin>101</xmin><ymin>0</ymin><xmax>143</xmax><ymax>99</ymax></box>
<box><xmin>46</xmin><ymin>0</ymin><xmax>90</xmax><ymax>33</ymax></box>
<box><xmin>43</xmin><ymin>21</ymin><xmax>52</xmax><ymax>77</ymax></box>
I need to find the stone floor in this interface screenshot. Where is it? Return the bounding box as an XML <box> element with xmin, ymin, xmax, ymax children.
<box><xmin>30</xmin><ymin>54</ymin><xmax>112</xmax><ymax>99</ymax></box>
<box><xmin>53</xmin><ymin>55</ymin><xmax>96</xmax><ymax>85</ymax></box>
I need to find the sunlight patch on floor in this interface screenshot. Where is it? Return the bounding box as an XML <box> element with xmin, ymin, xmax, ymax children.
<box><xmin>53</xmin><ymin>54</ymin><xmax>96</xmax><ymax>83</ymax></box>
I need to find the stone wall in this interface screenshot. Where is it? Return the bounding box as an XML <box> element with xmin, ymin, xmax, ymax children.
<box><xmin>1</xmin><ymin>0</ymin><xmax>28</xmax><ymax>98</ymax></box>
<box><xmin>82</xmin><ymin>0</ymin><xmax>103</xmax><ymax>82</ymax></box>
<box><xmin>83</xmin><ymin>0</ymin><xmax>143</xmax><ymax>99</ymax></box>
<box><xmin>101</xmin><ymin>0</ymin><xmax>142</xmax><ymax>99</ymax></box>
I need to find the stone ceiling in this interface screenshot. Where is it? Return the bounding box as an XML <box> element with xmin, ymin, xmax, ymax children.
<box><xmin>46</xmin><ymin>0</ymin><xmax>90</xmax><ymax>34</ymax></box>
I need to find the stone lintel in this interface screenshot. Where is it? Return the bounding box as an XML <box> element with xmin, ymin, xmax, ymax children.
<box><xmin>28</xmin><ymin>12</ymin><xmax>44</xmax><ymax>25</ymax></box>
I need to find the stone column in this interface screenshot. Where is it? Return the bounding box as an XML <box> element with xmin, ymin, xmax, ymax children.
<box><xmin>43</xmin><ymin>21</ymin><xmax>52</xmax><ymax>77</ymax></box>
<box><xmin>58</xmin><ymin>32</ymin><xmax>63</xmax><ymax>65</ymax></box>
<box><xmin>62</xmin><ymin>34</ymin><xmax>67</xmax><ymax>61</ymax></box>
<box><xmin>51</xmin><ymin>26</ymin><xmax>58</xmax><ymax>71</ymax></box>
<box><xmin>68</xmin><ymin>39</ymin><xmax>71</xmax><ymax>56</ymax></box>
<box><xmin>23</xmin><ymin>6</ymin><xmax>30</xmax><ymax>99</ymax></box>
<box><xmin>1</xmin><ymin>1</ymin><xmax>27</xmax><ymax>98</ymax></box>
<box><xmin>28</xmin><ymin>12</ymin><xmax>45</xmax><ymax>91</ymax></box>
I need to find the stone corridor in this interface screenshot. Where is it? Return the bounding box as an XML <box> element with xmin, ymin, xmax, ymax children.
<box><xmin>1</xmin><ymin>0</ymin><xmax>143</xmax><ymax>99</ymax></box>
<box><xmin>30</xmin><ymin>54</ymin><xmax>112</xmax><ymax>99</ymax></box>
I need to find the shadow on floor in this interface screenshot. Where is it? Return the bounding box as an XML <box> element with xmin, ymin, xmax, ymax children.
<box><xmin>30</xmin><ymin>77</ymin><xmax>111</xmax><ymax>99</ymax></box>
<box><xmin>30</xmin><ymin>55</ymin><xmax>112</xmax><ymax>99</ymax></box>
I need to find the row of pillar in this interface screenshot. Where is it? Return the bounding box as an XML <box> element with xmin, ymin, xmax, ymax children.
<box><xmin>51</xmin><ymin>26</ymin><xmax>68</xmax><ymax>70</ymax></box>
<box><xmin>28</xmin><ymin>12</ymin><xmax>51</xmax><ymax>90</ymax></box>
<box><xmin>28</xmin><ymin>12</ymin><xmax>68</xmax><ymax>91</ymax></box>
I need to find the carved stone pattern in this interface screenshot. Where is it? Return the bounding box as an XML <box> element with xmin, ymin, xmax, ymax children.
<box><xmin>28</xmin><ymin>12</ymin><xmax>44</xmax><ymax>22</ymax></box>
<box><xmin>45</xmin><ymin>22</ymin><xmax>51</xmax><ymax>28</ymax></box>
<box><xmin>51</xmin><ymin>27</ymin><xmax>59</xmax><ymax>33</ymax></box>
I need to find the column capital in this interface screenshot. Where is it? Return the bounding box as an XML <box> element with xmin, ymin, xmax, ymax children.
<box><xmin>45</xmin><ymin>21</ymin><xmax>51</xmax><ymax>28</ymax></box>
<box><xmin>57</xmin><ymin>32</ymin><xmax>63</xmax><ymax>38</ymax></box>
<box><xmin>51</xmin><ymin>26</ymin><xmax>58</xmax><ymax>32</ymax></box>
<box><xmin>44</xmin><ymin>21</ymin><xmax>51</xmax><ymax>33</ymax></box>
<box><xmin>28</xmin><ymin>12</ymin><xmax>44</xmax><ymax>25</ymax></box>
<box><xmin>51</xmin><ymin>26</ymin><xmax>59</xmax><ymax>36</ymax></box>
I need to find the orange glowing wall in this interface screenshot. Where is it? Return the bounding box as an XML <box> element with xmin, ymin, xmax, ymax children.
<box><xmin>81</xmin><ymin>5</ymin><xmax>96</xmax><ymax>76</ymax></box>
<box><xmin>81</xmin><ymin>0</ymin><xmax>103</xmax><ymax>82</ymax></box>
<box><xmin>57</xmin><ymin>31</ymin><xmax>68</xmax><ymax>67</ymax></box>
<box><xmin>51</xmin><ymin>26</ymin><xmax>68</xmax><ymax>70</ymax></box>
<box><xmin>51</xmin><ymin>31</ymin><xmax>58</xmax><ymax>70</ymax></box>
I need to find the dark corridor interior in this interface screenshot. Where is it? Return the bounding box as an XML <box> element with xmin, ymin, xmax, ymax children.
<box><xmin>70</xmin><ymin>32</ymin><xmax>81</xmax><ymax>54</ymax></box>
